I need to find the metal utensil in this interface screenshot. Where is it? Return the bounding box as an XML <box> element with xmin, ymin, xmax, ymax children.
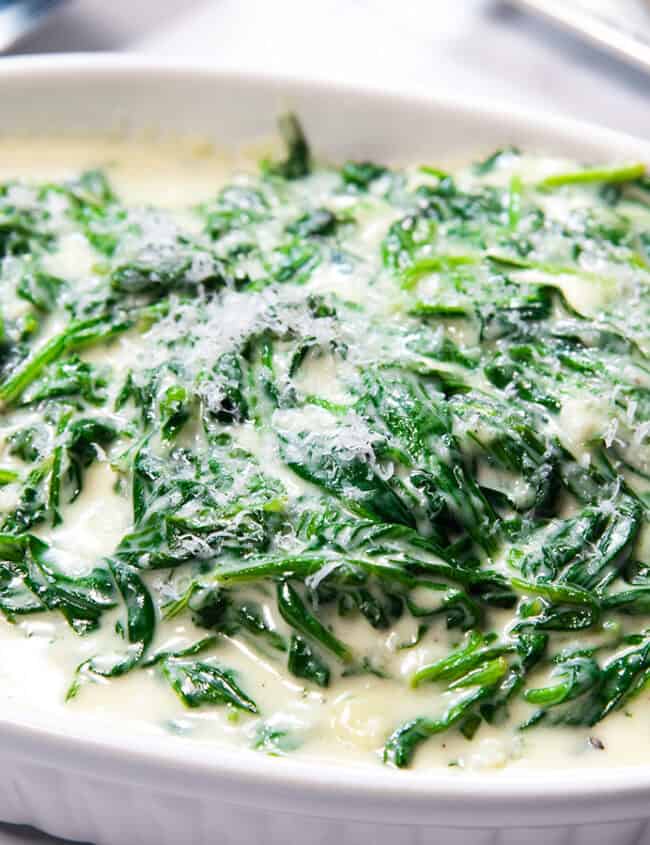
<box><xmin>510</xmin><ymin>0</ymin><xmax>650</xmax><ymax>75</ymax></box>
<box><xmin>0</xmin><ymin>0</ymin><xmax>68</xmax><ymax>53</ymax></box>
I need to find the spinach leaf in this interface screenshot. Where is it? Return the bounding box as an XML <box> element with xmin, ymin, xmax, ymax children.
<box><xmin>162</xmin><ymin>658</ymin><xmax>258</xmax><ymax>712</ymax></box>
<box><xmin>287</xmin><ymin>634</ymin><xmax>330</xmax><ymax>687</ymax></box>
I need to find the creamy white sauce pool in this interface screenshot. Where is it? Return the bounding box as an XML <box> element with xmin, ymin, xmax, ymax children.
<box><xmin>0</xmin><ymin>136</ymin><xmax>647</xmax><ymax>773</ymax></box>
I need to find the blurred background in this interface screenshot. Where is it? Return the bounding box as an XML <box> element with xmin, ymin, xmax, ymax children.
<box><xmin>4</xmin><ymin>0</ymin><xmax>650</xmax><ymax>137</ymax></box>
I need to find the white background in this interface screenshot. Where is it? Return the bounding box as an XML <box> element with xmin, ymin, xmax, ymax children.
<box><xmin>2</xmin><ymin>0</ymin><xmax>650</xmax><ymax>841</ymax></box>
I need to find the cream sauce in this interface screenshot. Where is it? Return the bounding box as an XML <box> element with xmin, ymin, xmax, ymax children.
<box><xmin>0</xmin><ymin>137</ymin><xmax>647</xmax><ymax>774</ymax></box>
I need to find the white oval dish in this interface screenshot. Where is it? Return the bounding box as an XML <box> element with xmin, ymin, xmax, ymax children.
<box><xmin>1</xmin><ymin>54</ymin><xmax>650</xmax><ymax>845</ymax></box>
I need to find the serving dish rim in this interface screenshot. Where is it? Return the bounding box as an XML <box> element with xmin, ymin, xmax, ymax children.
<box><xmin>0</xmin><ymin>53</ymin><xmax>649</xmax><ymax>827</ymax></box>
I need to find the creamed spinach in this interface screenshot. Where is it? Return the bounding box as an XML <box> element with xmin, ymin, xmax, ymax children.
<box><xmin>0</xmin><ymin>119</ymin><xmax>649</xmax><ymax>769</ymax></box>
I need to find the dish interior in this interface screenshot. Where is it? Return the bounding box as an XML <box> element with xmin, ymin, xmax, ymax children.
<box><xmin>0</xmin><ymin>117</ymin><xmax>649</xmax><ymax>774</ymax></box>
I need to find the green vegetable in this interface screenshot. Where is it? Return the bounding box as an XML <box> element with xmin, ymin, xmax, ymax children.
<box><xmin>86</xmin><ymin>561</ymin><xmax>155</xmax><ymax>676</ymax></box>
<box><xmin>0</xmin><ymin>534</ymin><xmax>115</xmax><ymax>632</ymax></box>
<box><xmin>0</xmin><ymin>314</ymin><xmax>133</xmax><ymax>405</ymax></box>
<box><xmin>341</xmin><ymin>161</ymin><xmax>387</xmax><ymax>189</ymax></box>
<box><xmin>0</xmin><ymin>119</ymin><xmax>648</xmax><ymax>770</ymax></box>
<box><xmin>287</xmin><ymin>634</ymin><xmax>330</xmax><ymax>687</ymax></box>
<box><xmin>265</xmin><ymin>113</ymin><xmax>311</xmax><ymax>180</ymax></box>
<box><xmin>161</xmin><ymin>658</ymin><xmax>258</xmax><ymax>712</ymax></box>
<box><xmin>277</xmin><ymin>580</ymin><xmax>352</xmax><ymax>662</ymax></box>
<box><xmin>539</xmin><ymin>163</ymin><xmax>645</xmax><ymax>188</ymax></box>
<box><xmin>384</xmin><ymin>688</ymin><xmax>490</xmax><ymax>768</ymax></box>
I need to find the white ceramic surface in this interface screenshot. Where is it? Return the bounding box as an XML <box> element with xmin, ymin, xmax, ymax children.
<box><xmin>1</xmin><ymin>55</ymin><xmax>650</xmax><ymax>845</ymax></box>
